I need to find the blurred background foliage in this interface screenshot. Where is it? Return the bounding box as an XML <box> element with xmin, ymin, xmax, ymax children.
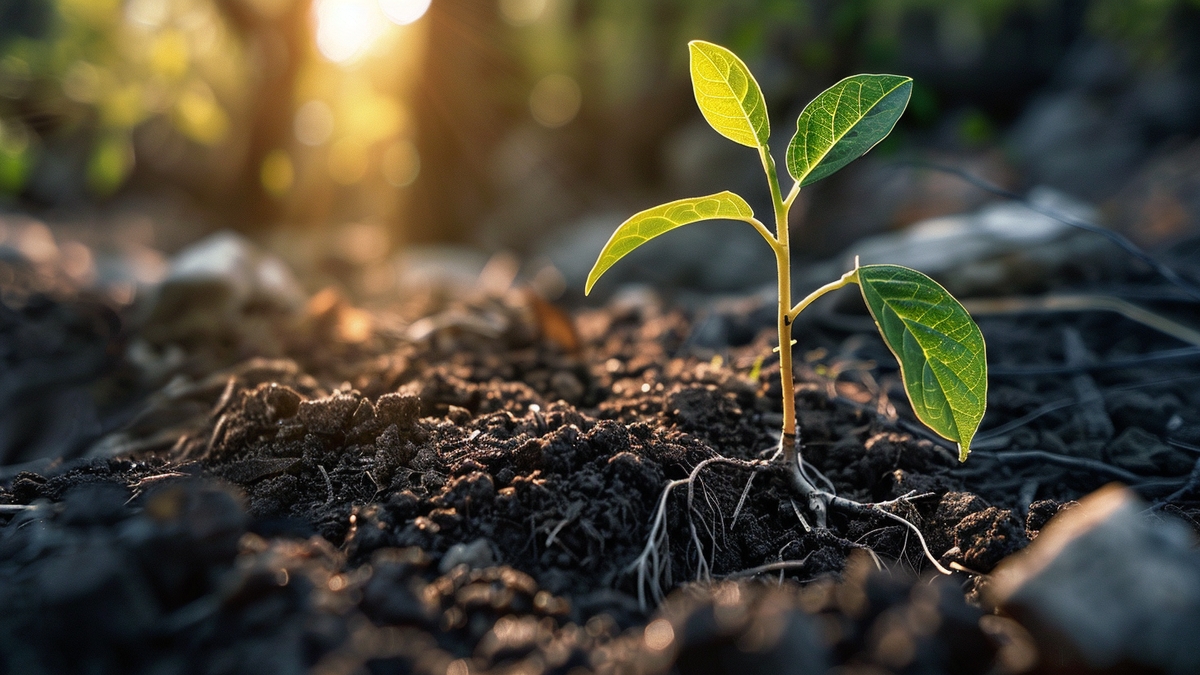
<box><xmin>2</xmin><ymin>0</ymin><xmax>1199</xmax><ymax>259</ymax></box>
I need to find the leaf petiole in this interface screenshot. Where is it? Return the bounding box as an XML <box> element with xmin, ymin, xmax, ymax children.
<box><xmin>783</xmin><ymin>181</ymin><xmax>801</xmax><ymax>210</ymax></box>
<box><xmin>787</xmin><ymin>267</ymin><xmax>859</xmax><ymax>323</ymax></box>
<box><xmin>740</xmin><ymin>216</ymin><xmax>780</xmax><ymax>251</ymax></box>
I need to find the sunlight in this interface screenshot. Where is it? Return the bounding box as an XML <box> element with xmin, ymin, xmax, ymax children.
<box><xmin>314</xmin><ymin>0</ymin><xmax>386</xmax><ymax>64</ymax></box>
<box><xmin>378</xmin><ymin>0</ymin><xmax>431</xmax><ymax>26</ymax></box>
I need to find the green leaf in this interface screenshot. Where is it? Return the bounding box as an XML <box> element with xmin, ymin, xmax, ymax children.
<box><xmin>585</xmin><ymin>191</ymin><xmax>754</xmax><ymax>295</ymax></box>
<box><xmin>688</xmin><ymin>40</ymin><xmax>770</xmax><ymax>148</ymax></box>
<box><xmin>786</xmin><ymin>74</ymin><xmax>912</xmax><ymax>187</ymax></box>
<box><xmin>856</xmin><ymin>264</ymin><xmax>987</xmax><ymax>461</ymax></box>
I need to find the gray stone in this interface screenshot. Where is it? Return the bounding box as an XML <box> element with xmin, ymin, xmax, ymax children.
<box><xmin>438</xmin><ymin>537</ymin><xmax>495</xmax><ymax>573</ymax></box>
<box><xmin>842</xmin><ymin>187</ymin><xmax>1120</xmax><ymax>296</ymax></box>
<box><xmin>542</xmin><ymin>209</ymin><xmax>776</xmax><ymax>298</ymax></box>
<box><xmin>987</xmin><ymin>485</ymin><xmax>1200</xmax><ymax>674</ymax></box>
<box><xmin>392</xmin><ymin>245</ymin><xmax>490</xmax><ymax>292</ymax></box>
<box><xmin>1008</xmin><ymin>92</ymin><xmax>1143</xmax><ymax>201</ymax></box>
<box><xmin>139</xmin><ymin>231</ymin><xmax>304</xmax><ymax>344</ymax></box>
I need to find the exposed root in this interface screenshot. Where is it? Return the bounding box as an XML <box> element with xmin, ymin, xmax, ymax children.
<box><xmin>627</xmin><ymin>455</ymin><xmax>769</xmax><ymax>609</ymax></box>
<box><xmin>628</xmin><ymin>432</ymin><xmax>952</xmax><ymax>610</ymax></box>
<box><xmin>731</xmin><ymin>446</ymin><xmax>781</xmax><ymax>526</ymax></box>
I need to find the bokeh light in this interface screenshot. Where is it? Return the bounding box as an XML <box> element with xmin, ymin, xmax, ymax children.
<box><xmin>379</xmin><ymin>0</ymin><xmax>432</xmax><ymax>26</ymax></box>
<box><xmin>499</xmin><ymin>0</ymin><xmax>547</xmax><ymax>27</ymax></box>
<box><xmin>125</xmin><ymin>0</ymin><xmax>169</xmax><ymax>27</ymax></box>
<box><xmin>314</xmin><ymin>0</ymin><xmax>387</xmax><ymax>64</ymax></box>
<box><xmin>382</xmin><ymin>140</ymin><xmax>420</xmax><ymax>187</ymax></box>
<box><xmin>261</xmin><ymin>150</ymin><xmax>295</xmax><ymax>197</ymax></box>
<box><xmin>295</xmin><ymin>100</ymin><xmax>335</xmax><ymax>146</ymax></box>
<box><xmin>328</xmin><ymin>138</ymin><xmax>369</xmax><ymax>184</ymax></box>
<box><xmin>173</xmin><ymin>81</ymin><xmax>228</xmax><ymax>145</ymax></box>
<box><xmin>529</xmin><ymin>73</ymin><xmax>581</xmax><ymax>128</ymax></box>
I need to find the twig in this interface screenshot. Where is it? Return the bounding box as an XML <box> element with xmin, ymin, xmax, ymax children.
<box><xmin>972</xmin><ymin>449</ymin><xmax>1141</xmax><ymax>483</ymax></box>
<box><xmin>990</xmin><ymin>346</ymin><xmax>1200</xmax><ymax>376</ymax></box>
<box><xmin>976</xmin><ymin>398</ymin><xmax>1074</xmax><ymax>441</ymax></box>
<box><xmin>892</xmin><ymin>159</ymin><xmax>1200</xmax><ymax>302</ymax></box>
<box><xmin>963</xmin><ymin>295</ymin><xmax>1200</xmax><ymax>347</ymax></box>
<box><xmin>789</xmin><ymin>499</ymin><xmax>811</xmax><ymax>532</ymax></box>
<box><xmin>318</xmin><ymin>465</ymin><xmax>334</xmax><ymax>504</ymax></box>
<box><xmin>720</xmin><ymin>557</ymin><xmax>812</xmax><ymax>579</ymax></box>
<box><xmin>1152</xmin><ymin>455</ymin><xmax>1200</xmax><ymax>510</ymax></box>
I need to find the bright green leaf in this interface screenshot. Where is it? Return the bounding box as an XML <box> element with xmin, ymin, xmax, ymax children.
<box><xmin>585</xmin><ymin>191</ymin><xmax>754</xmax><ymax>295</ymax></box>
<box><xmin>688</xmin><ymin>40</ymin><xmax>770</xmax><ymax>148</ymax></box>
<box><xmin>856</xmin><ymin>264</ymin><xmax>987</xmax><ymax>461</ymax></box>
<box><xmin>786</xmin><ymin>74</ymin><xmax>912</xmax><ymax>187</ymax></box>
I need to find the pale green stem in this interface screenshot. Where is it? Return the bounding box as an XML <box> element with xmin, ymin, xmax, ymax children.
<box><xmin>783</xmin><ymin>180</ymin><xmax>801</xmax><ymax>210</ymax></box>
<box><xmin>787</xmin><ymin>267</ymin><xmax>860</xmax><ymax>323</ymax></box>
<box><xmin>758</xmin><ymin>146</ymin><xmax>797</xmax><ymax>456</ymax></box>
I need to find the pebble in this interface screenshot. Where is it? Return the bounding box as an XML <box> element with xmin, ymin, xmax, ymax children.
<box><xmin>438</xmin><ymin>538</ymin><xmax>495</xmax><ymax>573</ymax></box>
<box><xmin>138</xmin><ymin>231</ymin><xmax>305</xmax><ymax>349</ymax></box>
<box><xmin>843</xmin><ymin>187</ymin><xmax>1116</xmax><ymax>296</ymax></box>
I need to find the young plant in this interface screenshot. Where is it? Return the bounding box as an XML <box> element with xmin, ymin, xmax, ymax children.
<box><xmin>586</xmin><ymin>41</ymin><xmax>987</xmax><ymax>526</ymax></box>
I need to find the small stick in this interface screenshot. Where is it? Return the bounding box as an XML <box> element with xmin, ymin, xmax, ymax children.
<box><xmin>973</xmin><ymin>450</ymin><xmax>1140</xmax><ymax>483</ymax></box>
<box><xmin>318</xmin><ymin>465</ymin><xmax>334</xmax><ymax>504</ymax></box>
<box><xmin>720</xmin><ymin>557</ymin><xmax>811</xmax><ymax>579</ymax></box>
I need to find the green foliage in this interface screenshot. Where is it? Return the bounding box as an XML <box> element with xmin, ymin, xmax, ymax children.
<box><xmin>856</xmin><ymin>265</ymin><xmax>987</xmax><ymax>460</ymax></box>
<box><xmin>585</xmin><ymin>191</ymin><xmax>754</xmax><ymax>295</ymax></box>
<box><xmin>587</xmin><ymin>40</ymin><xmax>988</xmax><ymax>468</ymax></box>
<box><xmin>687</xmin><ymin>41</ymin><xmax>769</xmax><ymax>148</ymax></box>
<box><xmin>786</xmin><ymin>74</ymin><xmax>911</xmax><ymax>187</ymax></box>
<box><xmin>0</xmin><ymin>0</ymin><xmax>248</xmax><ymax>198</ymax></box>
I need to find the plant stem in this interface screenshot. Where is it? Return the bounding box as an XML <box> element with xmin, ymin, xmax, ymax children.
<box><xmin>759</xmin><ymin>147</ymin><xmax>795</xmax><ymax>451</ymax></box>
<box><xmin>760</xmin><ymin>151</ymin><xmax>861</xmax><ymax>528</ymax></box>
<box><xmin>759</xmin><ymin>147</ymin><xmax>825</xmax><ymax>521</ymax></box>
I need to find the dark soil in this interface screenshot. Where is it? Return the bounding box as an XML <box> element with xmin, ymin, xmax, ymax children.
<box><xmin>2</xmin><ymin>244</ymin><xmax>1200</xmax><ymax>674</ymax></box>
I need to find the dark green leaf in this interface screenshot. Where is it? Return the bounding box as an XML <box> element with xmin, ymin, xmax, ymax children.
<box><xmin>786</xmin><ymin>74</ymin><xmax>912</xmax><ymax>186</ymax></box>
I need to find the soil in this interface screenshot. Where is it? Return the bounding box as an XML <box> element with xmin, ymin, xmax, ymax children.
<box><xmin>2</xmin><ymin>243</ymin><xmax>1200</xmax><ymax>675</ymax></box>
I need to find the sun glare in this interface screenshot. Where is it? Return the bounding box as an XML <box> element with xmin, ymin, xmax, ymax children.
<box><xmin>314</xmin><ymin>0</ymin><xmax>385</xmax><ymax>64</ymax></box>
<box><xmin>379</xmin><ymin>0</ymin><xmax>431</xmax><ymax>26</ymax></box>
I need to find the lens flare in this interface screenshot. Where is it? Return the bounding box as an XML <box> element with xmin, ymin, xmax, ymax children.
<box><xmin>378</xmin><ymin>0</ymin><xmax>431</xmax><ymax>25</ymax></box>
<box><xmin>314</xmin><ymin>0</ymin><xmax>385</xmax><ymax>64</ymax></box>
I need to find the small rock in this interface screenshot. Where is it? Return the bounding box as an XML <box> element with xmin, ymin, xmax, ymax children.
<box><xmin>987</xmin><ymin>485</ymin><xmax>1200</xmax><ymax>674</ymax></box>
<box><xmin>1025</xmin><ymin>499</ymin><xmax>1076</xmax><ymax>539</ymax></box>
<box><xmin>138</xmin><ymin>231</ymin><xmax>304</xmax><ymax>350</ymax></box>
<box><xmin>843</xmin><ymin>187</ymin><xmax>1119</xmax><ymax>296</ymax></box>
<box><xmin>1106</xmin><ymin>426</ymin><xmax>1193</xmax><ymax>475</ymax></box>
<box><xmin>438</xmin><ymin>538</ymin><xmax>495</xmax><ymax>574</ymax></box>
<box><xmin>649</xmin><ymin>581</ymin><xmax>830</xmax><ymax>675</ymax></box>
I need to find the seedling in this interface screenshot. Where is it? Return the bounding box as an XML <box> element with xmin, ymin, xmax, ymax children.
<box><xmin>586</xmin><ymin>42</ymin><xmax>987</xmax><ymax>552</ymax></box>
